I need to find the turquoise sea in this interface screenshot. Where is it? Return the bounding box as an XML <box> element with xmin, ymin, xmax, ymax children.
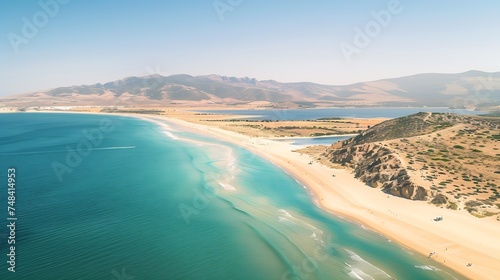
<box><xmin>0</xmin><ymin>113</ymin><xmax>465</xmax><ymax>280</ymax></box>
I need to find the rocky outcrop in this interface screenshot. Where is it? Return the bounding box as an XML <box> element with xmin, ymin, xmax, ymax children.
<box><xmin>324</xmin><ymin>142</ymin><xmax>428</xmax><ymax>201</ymax></box>
<box><xmin>323</xmin><ymin>112</ymin><xmax>500</xmax><ymax>213</ymax></box>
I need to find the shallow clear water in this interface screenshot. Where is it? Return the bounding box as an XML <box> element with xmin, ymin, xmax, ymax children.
<box><xmin>270</xmin><ymin>135</ymin><xmax>353</xmax><ymax>148</ymax></box>
<box><xmin>0</xmin><ymin>113</ymin><xmax>465</xmax><ymax>279</ymax></box>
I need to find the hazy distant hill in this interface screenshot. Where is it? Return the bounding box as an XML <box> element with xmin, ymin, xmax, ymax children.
<box><xmin>2</xmin><ymin>71</ymin><xmax>499</xmax><ymax>108</ymax></box>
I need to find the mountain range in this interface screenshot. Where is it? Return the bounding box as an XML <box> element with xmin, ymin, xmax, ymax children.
<box><xmin>1</xmin><ymin>70</ymin><xmax>499</xmax><ymax>109</ymax></box>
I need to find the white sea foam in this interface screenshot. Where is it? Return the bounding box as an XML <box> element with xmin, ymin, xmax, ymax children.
<box><xmin>219</xmin><ymin>182</ymin><xmax>236</xmax><ymax>191</ymax></box>
<box><xmin>310</xmin><ymin>232</ymin><xmax>322</xmax><ymax>243</ymax></box>
<box><xmin>348</xmin><ymin>268</ymin><xmax>375</xmax><ymax>280</ymax></box>
<box><xmin>162</xmin><ymin>130</ymin><xmax>179</xmax><ymax>140</ymax></box>
<box><xmin>277</xmin><ymin>166</ymin><xmax>290</xmax><ymax>175</ymax></box>
<box><xmin>277</xmin><ymin>210</ymin><xmax>298</xmax><ymax>225</ymax></box>
<box><xmin>360</xmin><ymin>225</ymin><xmax>377</xmax><ymax>233</ymax></box>
<box><xmin>414</xmin><ymin>265</ymin><xmax>435</xmax><ymax>271</ymax></box>
<box><xmin>156</xmin><ymin>122</ymin><xmax>170</xmax><ymax>129</ymax></box>
<box><xmin>277</xmin><ymin>209</ymin><xmax>323</xmax><ymax>233</ymax></box>
<box><xmin>278</xmin><ymin>209</ymin><xmax>294</xmax><ymax>218</ymax></box>
<box><xmin>345</xmin><ymin>249</ymin><xmax>394</xmax><ymax>279</ymax></box>
<box><xmin>225</xmin><ymin>148</ymin><xmax>236</xmax><ymax>172</ymax></box>
<box><xmin>154</xmin><ymin>122</ymin><xmax>180</xmax><ymax>140</ymax></box>
<box><xmin>277</xmin><ymin>209</ymin><xmax>326</xmax><ymax>245</ymax></box>
<box><xmin>154</xmin><ymin>120</ymin><xmax>241</xmax><ymax>194</ymax></box>
<box><xmin>360</xmin><ymin>225</ymin><xmax>369</xmax><ymax>231</ymax></box>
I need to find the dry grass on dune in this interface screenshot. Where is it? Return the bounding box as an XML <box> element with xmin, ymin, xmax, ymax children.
<box><xmin>318</xmin><ymin>112</ymin><xmax>500</xmax><ymax>218</ymax></box>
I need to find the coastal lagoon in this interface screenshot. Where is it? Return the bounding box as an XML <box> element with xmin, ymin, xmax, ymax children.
<box><xmin>0</xmin><ymin>113</ymin><xmax>464</xmax><ymax>279</ymax></box>
<box><xmin>197</xmin><ymin>107</ymin><xmax>483</xmax><ymax>121</ymax></box>
<box><xmin>269</xmin><ymin>135</ymin><xmax>354</xmax><ymax>148</ymax></box>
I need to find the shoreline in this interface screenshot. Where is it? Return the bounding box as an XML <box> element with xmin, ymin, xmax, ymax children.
<box><xmin>10</xmin><ymin>111</ymin><xmax>500</xmax><ymax>279</ymax></box>
<box><xmin>264</xmin><ymin>134</ymin><xmax>358</xmax><ymax>140</ymax></box>
<box><xmin>139</xmin><ymin>114</ymin><xmax>500</xmax><ymax>280</ymax></box>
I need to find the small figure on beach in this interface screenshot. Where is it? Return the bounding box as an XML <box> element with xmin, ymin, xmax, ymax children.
<box><xmin>428</xmin><ymin>251</ymin><xmax>435</xmax><ymax>258</ymax></box>
<box><xmin>467</xmin><ymin>263</ymin><xmax>472</xmax><ymax>267</ymax></box>
<box><xmin>433</xmin><ymin>216</ymin><xmax>443</xmax><ymax>222</ymax></box>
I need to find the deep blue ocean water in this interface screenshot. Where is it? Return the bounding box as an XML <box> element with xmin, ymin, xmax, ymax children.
<box><xmin>0</xmin><ymin>113</ymin><xmax>465</xmax><ymax>279</ymax></box>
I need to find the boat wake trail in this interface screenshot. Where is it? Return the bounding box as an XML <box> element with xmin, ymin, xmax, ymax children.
<box><xmin>0</xmin><ymin>146</ymin><xmax>136</xmax><ymax>156</ymax></box>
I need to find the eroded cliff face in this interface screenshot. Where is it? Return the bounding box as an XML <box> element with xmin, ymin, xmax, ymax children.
<box><xmin>324</xmin><ymin>142</ymin><xmax>428</xmax><ymax>201</ymax></box>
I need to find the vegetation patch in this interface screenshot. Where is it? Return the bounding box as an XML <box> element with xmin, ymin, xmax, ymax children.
<box><xmin>447</xmin><ymin>202</ymin><xmax>458</xmax><ymax>210</ymax></box>
<box><xmin>431</xmin><ymin>194</ymin><xmax>448</xmax><ymax>205</ymax></box>
<box><xmin>465</xmin><ymin>200</ymin><xmax>483</xmax><ymax>207</ymax></box>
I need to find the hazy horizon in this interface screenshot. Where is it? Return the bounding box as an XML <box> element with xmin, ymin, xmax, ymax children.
<box><xmin>1</xmin><ymin>0</ymin><xmax>500</xmax><ymax>96</ymax></box>
<box><xmin>4</xmin><ymin>69</ymin><xmax>500</xmax><ymax>97</ymax></box>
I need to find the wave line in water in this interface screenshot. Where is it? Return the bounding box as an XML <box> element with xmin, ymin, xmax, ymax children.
<box><xmin>344</xmin><ymin>249</ymin><xmax>394</xmax><ymax>280</ymax></box>
<box><xmin>219</xmin><ymin>182</ymin><xmax>236</xmax><ymax>191</ymax></box>
<box><xmin>245</xmin><ymin>223</ymin><xmax>295</xmax><ymax>274</ymax></box>
<box><xmin>414</xmin><ymin>265</ymin><xmax>458</xmax><ymax>280</ymax></box>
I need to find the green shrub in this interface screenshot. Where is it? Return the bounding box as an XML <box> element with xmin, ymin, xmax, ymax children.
<box><xmin>431</xmin><ymin>194</ymin><xmax>448</xmax><ymax>205</ymax></box>
<box><xmin>447</xmin><ymin>202</ymin><xmax>458</xmax><ymax>210</ymax></box>
<box><xmin>465</xmin><ymin>200</ymin><xmax>483</xmax><ymax>207</ymax></box>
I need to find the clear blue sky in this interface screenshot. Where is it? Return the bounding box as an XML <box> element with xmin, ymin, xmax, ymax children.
<box><xmin>1</xmin><ymin>0</ymin><xmax>499</xmax><ymax>96</ymax></box>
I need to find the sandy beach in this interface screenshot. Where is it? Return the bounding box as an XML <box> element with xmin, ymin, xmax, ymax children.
<box><xmin>135</xmin><ymin>113</ymin><xmax>500</xmax><ymax>280</ymax></box>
